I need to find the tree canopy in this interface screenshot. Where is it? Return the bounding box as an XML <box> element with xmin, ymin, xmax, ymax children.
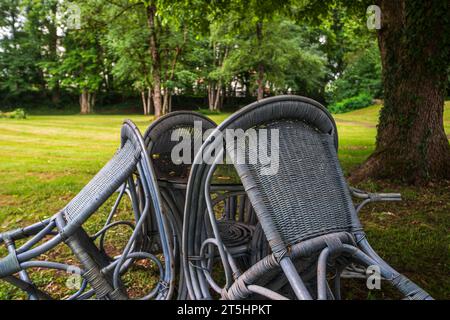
<box><xmin>0</xmin><ymin>0</ymin><xmax>381</xmax><ymax>113</ymax></box>
<box><xmin>1</xmin><ymin>0</ymin><xmax>449</xmax><ymax>183</ymax></box>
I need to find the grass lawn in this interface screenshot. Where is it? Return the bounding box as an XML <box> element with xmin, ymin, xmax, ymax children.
<box><xmin>0</xmin><ymin>103</ymin><xmax>449</xmax><ymax>299</ymax></box>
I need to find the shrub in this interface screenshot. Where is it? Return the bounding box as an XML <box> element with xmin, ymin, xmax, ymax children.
<box><xmin>329</xmin><ymin>93</ymin><xmax>373</xmax><ymax>114</ymax></box>
<box><xmin>197</xmin><ymin>108</ymin><xmax>221</xmax><ymax>115</ymax></box>
<box><xmin>0</xmin><ymin>108</ymin><xmax>27</xmax><ymax>119</ymax></box>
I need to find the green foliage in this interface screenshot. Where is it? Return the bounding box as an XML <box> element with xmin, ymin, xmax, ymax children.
<box><xmin>197</xmin><ymin>108</ymin><xmax>220</xmax><ymax>115</ymax></box>
<box><xmin>0</xmin><ymin>108</ymin><xmax>27</xmax><ymax>119</ymax></box>
<box><xmin>0</xmin><ymin>0</ymin><xmax>44</xmax><ymax>95</ymax></box>
<box><xmin>327</xmin><ymin>42</ymin><xmax>382</xmax><ymax>103</ymax></box>
<box><xmin>329</xmin><ymin>92</ymin><xmax>373</xmax><ymax>114</ymax></box>
<box><xmin>44</xmin><ymin>32</ymin><xmax>103</xmax><ymax>94</ymax></box>
<box><xmin>101</xmin><ymin>1</ymin><xmax>151</xmax><ymax>93</ymax></box>
<box><xmin>314</xmin><ymin>4</ymin><xmax>373</xmax><ymax>81</ymax></box>
<box><xmin>0</xmin><ymin>0</ymin><xmax>385</xmax><ymax>109</ymax></box>
<box><xmin>216</xmin><ymin>15</ymin><xmax>327</xmax><ymax>96</ymax></box>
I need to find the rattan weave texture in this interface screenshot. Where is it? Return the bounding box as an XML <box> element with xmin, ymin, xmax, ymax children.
<box><xmin>232</xmin><ymin>120</ymin><xmax>358</xmax><ymax>254</ymax></box>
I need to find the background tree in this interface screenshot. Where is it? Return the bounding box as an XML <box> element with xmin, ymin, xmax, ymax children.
<box><xmin>122</xmin><ymin>0</ymin><xmax>210</xmax><ymax>117</ymax></box>
<box><xmin>222</xmin><ymin>17</ymin><xmax>327</xmax><ymax>98</ymax></box>
<box><xmin>205</xmin><ymin>18</ymin><xmax>235</xmax><ymax>111</ymax></box>
<box><xmin>103</xmin><ymin>3</ymin><xmax>153</xmax><ymax>115</ymax></box>
<box><xmin>45</xmin><ymin>1</ymin><xmax>105</xmax><ymax>114</ymax></box>
<box><xmin>295</xmin><ymin>0</ymin><xmax>450</xmax><ymax>184</ymax></box>
<box><xmin>25</xmin><ymin>0</ymin><xmax>61</xmax><ymax>104</ymax></box>
<box><xmin>352</xmin><ymin>0</ymin><xmax>450</xmax><ymax>183</ymax></box>
<box><xmin>328</xmin><ymin>41</ymin><xmax>382</xmax><ymax>104</ymax></box>
<box><xmin>55</xmin><ymin>31</ymin><xmax>103</xmax><ymax>113</ymax></box>
<box><xmin>0</xmin><ymin>0</ymin><xmax>43</xmax><ymax>98</ymax></box>
<box><xmin>224</xmin><ymin>0</ymin><xmax>292</xmax><ymax>100</ymax></box>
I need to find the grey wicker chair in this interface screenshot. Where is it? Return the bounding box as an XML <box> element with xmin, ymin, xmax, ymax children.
<box><xmin>143</xmin><ymin>111</ymin><xmax>264</xmax><ymax>298</ymax></box>
<box><xmin>143</xmin><ymin>111</ymin><xmax>217</xmax><ymax>299</ymax></box>
<box><xmin>0</xmin><ymin>120</ymin><xmax>174</xmax><ymax>300</ymax></box>
<box><xmin>182</xmin><ymin>95</ymin><xmax>432</xmax><ymax>300</ymax></box>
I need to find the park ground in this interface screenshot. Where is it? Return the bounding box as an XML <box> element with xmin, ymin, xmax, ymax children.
<box><xmin>0</xmin><ymin>102</ymin><xmax>449</xmax><ymax>299</ymax></box>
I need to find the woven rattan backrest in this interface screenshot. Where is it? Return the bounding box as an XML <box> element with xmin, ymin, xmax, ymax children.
<box><xmin>144</xmin><ymin>112</ymin><xmax>216</xmax><ymax>182</ymax></box>
<box><xmin>224</xmin><ymin>97</ymin><xmax>361</xmax><ymax>256</ymax></box>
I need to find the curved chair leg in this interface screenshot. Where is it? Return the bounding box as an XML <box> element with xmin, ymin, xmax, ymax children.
<box><xmin>55</xmin><ymin>215</ymin><xmax>127</xmax><ymax>300</ymax></box>
<box><xmin>3</xmin><ymin>275</ymin><xmax>52</xmax><ymax>300</ymax></box>
<box><xmin>316</xmin><ymin>243</ymin><xmax>432</xmax><ymax>300</ymax></box>
<box><xmin>279</xmin><ymin>257</ymin><xmax>312</xmax><ymax>300</ymax></box>
<box><xmin>357</xmin><ymin>238</ymin><xmax>432</xmax><ymax>300</ymax></box>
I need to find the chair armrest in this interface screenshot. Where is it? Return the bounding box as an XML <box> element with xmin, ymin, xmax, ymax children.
<box><xmin>0</xmin><ymin>218</ymin><xmax>52</xmax><ymax>245</ymax></box>
<box><xmin>349</xmin><ymin>187</ymin><xmax>402</xmax><ymax>214</ymax></box>
<box><xmin>350</xmin><ymin>187</ymin><xmax>402</xmax><ymax>201</ymax></box>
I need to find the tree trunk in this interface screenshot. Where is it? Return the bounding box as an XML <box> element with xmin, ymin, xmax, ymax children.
<box><xmin>208</xmin><ymin>82</ymin><xmax>217</xmax><ymax>111</ymax></box>
<box><xmin>162</xmin><ymin>88</ymin><xmax>170</xmax><ymax>114</ymax></box>
<box><xmin>213</xmin><ymin>82</ymin><xmax>223</xmax><ymax>111</ymax></box>
<box><xmin>208</xmin><ymin>81</ymin><xmax>223</xmax><ymax>112</ymax></box>
<box><xmin>89</xmin><ymin>92</ymin><xmax>95</xmax><ymax>113</ymax></box>
<box><xmin>256</xmin><ymin>63</ymin><xmax>265</xmax><ymax>101</ymax></box>
<box><xmin>51</xmin><ymin>83</ymin><xmax>61</xmax><ymax>105</ymax></box>
<box><xmin>220</xmin><ymin>85</ymin><xmax>225</xmax><ymax>109</ymax></box>
<box><xmin>256</xmin><ymin>21</ymin><xmax>264</xmax><ymax>101</ymax></box>
<box><xmin>141</xmin><ymin>88</ymin><xmax>153</xmax><ymax>115</ymax></box>
<box><xmin>141</xmin><ymin>90</ymin><xmax>148</xmax><ymax>115</ymax></box>
<box><xmin>146</xmin><ymin>3</ymin><xmax>162</xmax><ymax>118</ymax></box>
<box><xmin>80</xmin><ymin>89</ymin><xmax>89</xmax><ymax>114</ymax></box>
<box><xmin>161</xmin><ymin>44</ymin><xmax>182</xmax><ymax>115</ymax></box>
<box><xmin>350</xmin><ymin>0</ymin><xmax>450</xmax><ymax>184</ymax></box>
<box><xmin>80</xmin><ymin>90</ymin><xmax>95</xmax><ymax>114</ymax></box>
<box><xmin>243</xmin><ymin>72</ymin><xmax>251</xmax><ymax>98</ymax></box>
<box><xmin>147</xmin><ymin>87</ymin><xmax>153</xmax><ymax>115</ymax></box>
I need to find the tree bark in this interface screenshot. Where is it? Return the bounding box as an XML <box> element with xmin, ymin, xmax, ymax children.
<box><xmin>141</xmin><ymin>90</ymin><xmax>148</xmax><ymax>115</ymax></box>
<box><xmin>161</xmin><ymin>45</ymin><xmax>182</xmax><ymax>115</ymax></box>
<box><xmin>80</xmin><ymin>90</ymin><xmax>95</xmax><ymax>114</ymax></box>
<box><xmin>213</xmin><ymin>82</ymin><xmax>222</xmax><ymax>111</ymax></box>
<box><xmin>256</xmin><ymin>62</ymin><xmax>265</xmax><ymax>101</ymax></box>
<box><xmin>146</xmin><ymin>2</ymin><xmax>162</xmax><ymax>118</ymax></box>
<box><xmin>89</xmin><ymin>92</ymin><xmax>95</xmax><ymax>113</ymax></box>
<box><xmin>208</xmin><ymin>83</ymin><xmax>215</xmax><ymax>110</ymax></box>
<box><xmin>162</xmin><ymin>88</ymin><xmax>170</xmax><ymax>114</ymax></box>
<box><xmin>208</xmin><ymin>43</ymin><xmax>228</xmax><ymax>111</ymax></box>
<box><xmin>80</xmin><ymin>90</ymin><xmax>88</xmax><ymax>114</ymax></box>
<box><xmin>350</xmin><ymin>0</ymin><xmax>450</xmax><ymax>184</ymax></box>
<box><xmin>147</xmin><ymin>87</ymin><xmax>153</xmax><ymax>115</ymax></box>
<box><xmin>51</xmin><ymin>83</ymin><xmax>61</xmax><ymax>105</ymax></box>
<box><xmin>168</xmin><ymin>93</ymin><xmax>172</xmax><ymax>113</ymax></box>
<box><xmin>208</xmin><ymin>81</ymin><xmax>224</xmax><ymax>112</ymax></box>
<box><xmin>141</xmin><ymin>88</ymin><xmax>153</xmax><ymax>115</ymax></box>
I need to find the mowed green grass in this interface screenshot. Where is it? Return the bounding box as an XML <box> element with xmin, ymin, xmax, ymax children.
<box><xmin>0</xmin><ymin>103</ymin><xmax>449</xmax><ymax>299</ymax></box>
